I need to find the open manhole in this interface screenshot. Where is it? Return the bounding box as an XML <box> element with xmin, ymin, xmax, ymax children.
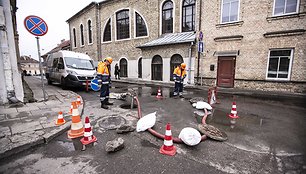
<box><xmin>120</xmin><ymin>103</ymin><xmax>137</xmax><ymax>109</ymax></box>
<box><xmin>98</xmin><ymin>116</ymin><xmax>127</xmax><ymax>130</ymax></box>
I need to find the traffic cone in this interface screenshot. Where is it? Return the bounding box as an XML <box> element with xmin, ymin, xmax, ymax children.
<box><xmin>156</xmin><ymin>87</ymin><xmax>163</xmax><ymax>99</ymax></box>
<box><xmin>68</xmin><ymin>101</ymin><xmax>84</xmax><ymax>139</ymax></box>
<box><xmin>159</xmin><ymin>123</ymin><xmax>176</xmax><ymax>156</ymax></box>
<box><xmin>68</xmin><ymin>102</ymin><xmax>73</xmax><ymax>115</ymax></box>
<box><xmin>55</xmin><ymin>111</ymin><xmax>66</xmax><ymax>125</ymax></box>
<box><xmin>76</xmin><ymin>96</ymin><xmax>82</xmax><ymax>106</ymax></box>
<box><xmin>228</xmin><ymin>101</ymin><xmax>239</xmax><ymax>119</ymax></box>
<box><xmin>80</xmin><ymin>116</ymin><xmax>97</xmax><ymax>145</ymax></box>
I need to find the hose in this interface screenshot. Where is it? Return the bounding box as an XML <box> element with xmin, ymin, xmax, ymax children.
<box><xmin>133</xmin><ymin>96</ymin><xmax>207</xmax><ymax>143</ymax></box>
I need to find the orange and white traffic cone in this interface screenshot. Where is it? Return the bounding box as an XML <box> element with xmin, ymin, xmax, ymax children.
<box><xmin>68</xmin><ymin>102</ymin><xmax>73</xmax><ymax>115</ymax></box>
<box><xmin>159</xmin><ymin>123</ymin><xmax>176</xmax><ymax>156</ymax></box>
<box><xmin>80</xmin><ymin>116</ymin><xmax>97</xmax><ymax>150</ymax></box>
<box><xmin>76</xmin><ymin>96</ymin><xmax>82</xmax><ymax>106</ymax></box>
<box><xmin>55</xmin><ymin>111</ymin><xmax>66</xmax><ymax>126</ymax></box>
<box><xmin>156</xmin><ymin>87</ymin><xmax>163</xmax><ymax>99</ymax></box>
<box><xmin>228</xmin><ymin>101</ymin><xmax>239</xmax><ymax>119</ymax></box>
<box><xmin>68</xmin><ymin>101</ymin><xmax>84</xmax><ymax>139</ymax></box>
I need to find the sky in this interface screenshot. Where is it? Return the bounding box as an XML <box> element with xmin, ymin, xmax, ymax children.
<box><xmin>16</xmin><ymin>0</ymin><xmax>96</xmax><ymax>60</ymax></box>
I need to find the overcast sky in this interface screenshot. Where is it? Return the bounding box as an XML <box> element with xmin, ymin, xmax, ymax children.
<box><xmin>16</xmin><ymin>0</ymin><xmax>95</xmax><ymax>60</ymax></box>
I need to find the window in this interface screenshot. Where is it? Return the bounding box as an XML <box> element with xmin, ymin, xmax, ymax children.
<box><xmin>221</xmin><ymin>0</ymin><xmax>239</xmax><ymax>23</ymax></box>
<box><xmin>182</xmin><ymin>0</ymin><xmax>196</xmax><ymax>32</ymax></box>
<box><xmin>116</xmin><ymin>10</ymin><xmax>130</xmax><ymax>40</ymax></box>
<box><xmin>273</xmin><ymin>0</ymin><xmax>299</xmax><ymax>16</ymax></box>
<box><xmin>73</xmin><ymin>28</ymin><xmax>77</xmax><ymax>47</ymax></box>
<box><xmin>135</xmin><ymin>12</ymin><xmax>148</xmax><ymax>37</ymax></box>
<box><xmin>88</xmin><ymin>20</ymin><xmax>93</xmax><ymax>44</ymax></box>
<box><xmin>103</xmin><ymin>19</ymin><xmax>111</xmax><ymax>42</ymax></box>
<box><xmin>267</xmin><ymin>49</ymin><xmax>293</xmax><ymax>80</ymax></box>
<box><xmin>162</xmin><ymin>0</ymin><xmax>173</xmax><ymax>34</ymax></box>
<box><xmin>80</xmin><ymin>24</ymin><xmax>84</xmax><ymax>46</ymax></box>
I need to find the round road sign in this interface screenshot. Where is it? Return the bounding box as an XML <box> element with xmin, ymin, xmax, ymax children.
<box><xmin>91</xmin><ymin>78</ymin><xmax>100</xmax><ymax>91</ymax></box>
<box><xmin>24</xmin><ymin>15</ymin><xmax>48</xmax><ymax>36</ymax></box>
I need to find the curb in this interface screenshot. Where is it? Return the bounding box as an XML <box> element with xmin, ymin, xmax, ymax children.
<box><xmin>0</xmin><ymin>92</ymin><xmax>84</xmax><ymax>160</ymax></box>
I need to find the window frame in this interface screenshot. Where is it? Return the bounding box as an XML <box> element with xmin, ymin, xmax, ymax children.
<box><xmin>160</xmin><ymin>0</ymin><xmax>175</xmax><ymax>35</ymax></box>
<box><xmin>272</xmin><ymin>0</ymin><xmax>300</xmax><ymax>17</ymax></box>
<box><xmin>102</xmin><ymin>18</ymin><xmax>112</xmax><ymax>43</ymax></box>
<box><xmin>134</xmin><ymin>11</ymin><xmax>149</xmax><ymax>38</ymax></box>
<box><xmin>181</xmin><ymin>0</ymin><xmax>196</xmax><ymax>32</ymax></box>
<box><xmin>266</xmin><ymin>48</ymin><xmax>294</xmax><ymax>81</ymax></box>
<box><xmin>80</xmin><ymin>23</ymin><xmax>85</xmax><ymax>47</ymax></box>
<box><xmin>220</xmin><ymin>0</ymin><xmax>240</xmax><ymax>24</ymax></box>
<box><xmin>115</xmin><ymin>9</ymin><xmax>131</xmax><ymax>41</ymax></box>
<box><xmin>87</xmin><ymin>19</ymin><xmax>93</xmax><ymax>45</ymax></box>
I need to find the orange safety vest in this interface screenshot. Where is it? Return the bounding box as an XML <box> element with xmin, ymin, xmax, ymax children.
<box><xmin>97</xmin><ymin>62</ymin><xmax>110</xmax><ymax>84</ymax></box>
<box><xmin>173</xmin><ymin>66</ymin><xmax>186</xmax><ymax>77</ymax></box>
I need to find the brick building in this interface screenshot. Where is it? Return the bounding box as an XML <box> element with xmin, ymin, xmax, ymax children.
<box><xmin>67</xmin><ymin>0</ymin><xmax>306</xmax><ymax>93</ymax></box>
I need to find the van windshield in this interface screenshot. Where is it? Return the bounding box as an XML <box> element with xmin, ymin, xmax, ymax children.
<box><xmin>64</xmin><ymin>57</ymin><xmax>95</xmax><ymax>70</ymax></box>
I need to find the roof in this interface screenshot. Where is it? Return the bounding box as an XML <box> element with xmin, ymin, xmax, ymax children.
<box><xmin>18</xmin><ymin>56</ymin><xmax>39</xmax><ymax>64</ymax></box>
<box><xmin>66</xmin><ymin>1</ymin><xmax>98</xmax><ymax>22</ymax></box>
<box><xmin>137</xmin><ymin>32</ymin><xmax>196</xmax><ymax>48</ymax></box>
<box><xmin>42</xmin><ymin>40</ymin><xmax>70</xmax><ymax>58</ymax></box>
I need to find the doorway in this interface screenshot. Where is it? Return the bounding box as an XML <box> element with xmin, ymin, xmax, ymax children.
<box><xmin>217</xmin><ymin>57</ymin><xmax>236</xmax><ymax>88</ymax></box>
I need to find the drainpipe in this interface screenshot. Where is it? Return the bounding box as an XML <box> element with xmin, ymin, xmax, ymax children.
<box><xmin>188</xmin><ymin>41</ymin><xmax>194</xmax><ymax>84</ymax></box>
<box><xmin>96</xmin><ymin>3</ymin><xmax>101</xmax><ymax>61</ymax></box>
<box><xmin>197</xmin><ymin>0</ymin><xmax>202</xmax><ymax>84</ymax></box>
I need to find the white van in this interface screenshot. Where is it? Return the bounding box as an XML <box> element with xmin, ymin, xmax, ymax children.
<box><xmin>45</xmin><ymin>50</ymin><xmax>96</xmax><ymax>89</ymax></box>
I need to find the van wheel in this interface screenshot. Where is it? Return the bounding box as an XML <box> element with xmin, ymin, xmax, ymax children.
<box><xmin>61</xmin><ymin>77</ymin><xmax>67</xmax><ymax>90</ymax></box>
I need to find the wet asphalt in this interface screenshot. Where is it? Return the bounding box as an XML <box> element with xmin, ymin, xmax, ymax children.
<box><xmin>0</xmin><ymin>82</ymin><xmax>305</xmax><ymax>174</ymax></box>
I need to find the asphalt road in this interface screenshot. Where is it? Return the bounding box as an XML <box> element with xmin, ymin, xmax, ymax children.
<box><xmin>0</xmin><ymin>82</ymin><xmax>305</xmax><ymax>174</ymax></box>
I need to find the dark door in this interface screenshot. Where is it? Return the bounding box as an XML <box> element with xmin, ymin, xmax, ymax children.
<box><xmin>170</xmin><ymin>54</ymin><xmax>183</xmax><ymax>81</ymax></box>
<box><xmin>152</xmin><ymin>55</ymin><xmax>163</xmax><ymax>81</ymax></box>
<box><xmin>138</xmin><ymin>58</ymin><xmax>142</xmax><ymax>78</ymax></box>
<box><xmin>217</xmin><ymin>57</ymin><xmax>236</xmax><ymax>88</ymax></box>
<box><xmin>120</xmin><ymin>58</ymin><xmax>128</xmax><ymax>77</ymax></box>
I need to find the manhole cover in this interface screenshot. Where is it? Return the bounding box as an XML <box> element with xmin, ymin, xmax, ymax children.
<box><xmin>198</xmin><ymin>124</ymin><xmax>228</xmax><ymax>141</ymax></box>
<box><xmin>98</xmin><ymin>116</ymin><xmax>127</xmax><ymax>130</ymax></box>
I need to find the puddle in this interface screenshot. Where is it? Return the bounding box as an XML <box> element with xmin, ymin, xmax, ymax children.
<box><xmin>57</xmin><ymin>141</ymin><xmax>75</xmax><ymax>152</ymax></box>
<box><xmin>98</xmin><ymin>116</ymin><xmax>127</xmax><ymax>130</ymax></box>
<box><xmin>140</xmin><ymin>139</ymin><xmax>159</xmax><ymax>149</ymax></box>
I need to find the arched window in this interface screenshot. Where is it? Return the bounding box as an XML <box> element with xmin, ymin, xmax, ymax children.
<box><xmin>73</xmin><ymin>28</ymin><xmax>77</xmax><ymax>47</ymax></box>
<box><xmin>138</xmin><ymin>58</ymin><xmax>142</xmax><ymax>78</ymax></box>
<box><xmin>162</xmin><ymin>0</ymin><xmax>173</xmax><ymax>34</ymax></box>
<box><xmin>182</xmin><ymin>0</ymin><xmax>196</xmax><ymax>32</ymax></box>
<box><xmin>80</xmin><ymin>24</ymin><xmax>84</xmax><ymax>46</ymax></box>
<box><xmin>170</xmin><ymin>54</ymin><xmax>184</xmax><ymax>81</ymax></box>
<box><xmin>120</xmin><ymin>58</ymin><xmax>128</xmax><ymax>77</ymax></box>
<box><xmin>88</xmin><ymin>20</ymin><xmax>93</xmax><ymax>44</ymax></box>
<box><xmin>152</xmin><ymin>55</ymin><xmax>163</xmax><ymax>81</ymax></box>
<box><xmin>116</xmin><ymin>10</ymin><xmax>130</xmax><ymax>40</ymax></box>
<box><xmin>135</xmin><ymin>12</ymin><xmax>148</xmax><ymax>37</ymax></box>
<box><xmin>103</xmin><ymin>19</ymin><xmax>111</xmax><ymax>42</ymax></box>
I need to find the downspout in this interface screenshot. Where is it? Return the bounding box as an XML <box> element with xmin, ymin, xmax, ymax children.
<box><xmin>197</xmin><ymin>0</ymin><xmax>202</xmax><ymax>84</ymax></box>
<box><xmin>188</xmin><ymin>41</ymin><xmax>194</xmax><ymax>84</ymax></box>
<box><xmin>96</xmin><ymin>3</ymin><xmax>101</xmax><ymax>61</ymax></box>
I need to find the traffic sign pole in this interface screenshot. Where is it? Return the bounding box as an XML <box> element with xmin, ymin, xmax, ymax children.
<box><xmin>24</xmin><ymin>15</ymin><xmax>48</xmax><ymax>101</ymax></box>
<box><xmin>36</xmin><ymin>36</ymin><xmax>46</xmax><ymax>101</ymax></box>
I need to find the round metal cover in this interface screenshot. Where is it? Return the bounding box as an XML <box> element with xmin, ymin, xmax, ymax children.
<box><xmin>98</xmin><ymin>116</ymin><xmax>127</xmax><ymax>130</ymax></box>
<box><xmin>198</xmin><ymin>124</ymin><xmax>228</xmax><ymax>141</ymax></box>
<box><xmin>189</xmin><ymin>97</ymin><xmax>206</xmax><ymax>104</ymax></box>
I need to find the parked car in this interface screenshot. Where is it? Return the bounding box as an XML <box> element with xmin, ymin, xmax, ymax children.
<box><xmin>45</xmin><ymin>50</ymin><xmax>96</xmax><ymax>89</ymax></box>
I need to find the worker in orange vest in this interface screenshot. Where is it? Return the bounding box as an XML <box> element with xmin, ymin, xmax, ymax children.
<box><xmin>173</xmin><ymin>63</ymin><xmax>187</xmax><ymax>97</ymax></box>
<box><xmin>97</xmin><ymin>57</ymin><xmax>113</xmax><ymax>109</ymax></box>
